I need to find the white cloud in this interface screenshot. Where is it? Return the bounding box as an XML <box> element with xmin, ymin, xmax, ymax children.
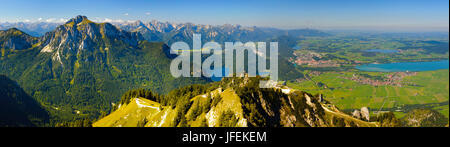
<box><xmin>90</xmin><ymin>18</ymin><xmax>141</xmax><ymax>24</ymax></box>
<box><xmin>145</xmin><ymin>12</ymin><xmax>151</xmax><ymax>16</ymax></box>
<box><xmin>45</xmin><ymin>18</ymin><xmax>56</xmax><ymax>22</ymax></box>
<box><xmin>45</xmin><ymin>18</ymin><xmax>67</xmax><ymax>23</ymax></box>
<box><xmin>93</xmin><ymin>18</ymin><xmax>126</xmax><ymax>23</ymax></box>
<box><xmin>124</xmin><ymin>13</ymin><xmax>129</xmax><ymax>16</ymax></box>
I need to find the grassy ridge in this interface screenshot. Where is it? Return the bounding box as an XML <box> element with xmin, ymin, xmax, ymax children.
<box><xmin>94</xmin><ymin>76</ymin><xmax>379</xmax><ymax>127</ymax></box>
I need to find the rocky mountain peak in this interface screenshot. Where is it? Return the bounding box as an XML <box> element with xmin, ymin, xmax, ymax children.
<box><xmin>39</xmin><ymin>15</ymin><xmax>143</xmax><ymax>66</ymax></box>
<box><xmin>133</xmin><ymin>20</ymin><xmax>145</xmax><ymax>27</ymax></box>
<box><xmin>65</xmin><ymin>15</ymin><xmax>89</xmax><ymax>25</ymax></box>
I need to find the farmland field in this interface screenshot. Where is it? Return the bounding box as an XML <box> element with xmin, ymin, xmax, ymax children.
<box><xmin>287</xmin><ymin>69</ymin><xmax>449</xmax><ymax>118</ymax></box>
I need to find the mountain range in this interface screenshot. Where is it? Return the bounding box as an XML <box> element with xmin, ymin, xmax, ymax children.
<box><xmin>0</xmin><ymin>15</ymin><xmax>328</xmax><ymax>126</ymax></box>
<box><xmin>1</xmin><ymin>18</ymin><xmax>329</xmax><ymax>44</ymax></box>
<box><xmin>0</xmin><ymin>22</ymin><xmax>60</xmax><ymax>37</ymax></box>
<box><xmin>117</xmin><ymin>20</ymin><xmax>329</xmax><ymax>45</ymax></box>
<box><xmin>0</xmin><ymin>16</ymin><xmax>207</xmax><ymax>124</ymax></box>
<box><xmin>1</xmin><ymin>16</ymin><xmax>445</xmax><ymax>127</ymax></box>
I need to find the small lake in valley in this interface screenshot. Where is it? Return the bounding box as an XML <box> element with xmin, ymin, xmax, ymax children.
<box><xmin>356</xmin><ymin>60</ymin><xmax>449</xmax><ymax>72</ymax></box>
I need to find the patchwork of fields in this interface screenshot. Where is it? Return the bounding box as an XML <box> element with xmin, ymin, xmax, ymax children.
<box><xmin>288</xmin><ymin>69</ymin><xmax>449</xmax><ymax>118</ymax></box>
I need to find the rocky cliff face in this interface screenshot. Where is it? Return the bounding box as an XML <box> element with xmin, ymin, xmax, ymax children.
<box><xmin>352</xmin><ymin>107</ymin><xmax>370</xmax><ymax>121</ymax></box>
<box><xmin>39</xmin><ymin>15</ymin><xmax>143</xmax><ymax>66</ymax></box>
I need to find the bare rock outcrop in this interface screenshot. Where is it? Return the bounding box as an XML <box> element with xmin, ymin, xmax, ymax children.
<box><xmin>361</xmin><ymin>107</ymin><xmax>370</xmax><ymax>121</ymax></box>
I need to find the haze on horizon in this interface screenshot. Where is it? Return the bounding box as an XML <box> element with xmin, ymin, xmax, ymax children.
<box><xmin>0</xmin><ymin>0</ymin><xmax>448</xmax><ymax>32</ymax></box>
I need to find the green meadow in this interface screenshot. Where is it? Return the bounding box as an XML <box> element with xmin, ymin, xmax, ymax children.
<box><xmin>288</xmin><ymin>69</ymin><xmax>449</xmax><ymax>118</ymax></box>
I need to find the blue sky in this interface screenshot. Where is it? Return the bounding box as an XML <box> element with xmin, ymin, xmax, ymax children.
<box><xmin>0</xmin><ymin>0</ymin><xmax>448</xmax><ymax>31</ymax></box>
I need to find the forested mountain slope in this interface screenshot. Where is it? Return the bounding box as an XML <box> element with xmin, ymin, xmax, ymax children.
<box><xmin>0</xmin><ymin>16</ymin><xmax>206</xmax><ymax>123</ymax></box>
<box><xmin>95</xmin><ymin>77</ymin><xmax>378</xmax><ymax>127</ymax></box>
<box><xmin>0</xmin><ymin>75</ymin><xmax>49</xmax><ymax>127</ymax></box>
